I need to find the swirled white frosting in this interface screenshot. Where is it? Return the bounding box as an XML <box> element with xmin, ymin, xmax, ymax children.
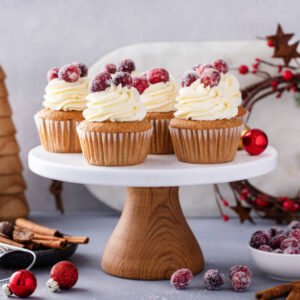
<box><xmin>43</xmin><ymin>77</ymin><xmax>89</xmax><ymax>111</ymax></box>
<box><xmin>83</xmin><ymin>84</ymin><xmax>146</xmax><ymax>122</ymax></box>
<box><xmin>174</xmin><ymin>73</ymin><xmax>241</xmax><ymax>121</ymax></box>
<box><xmin>141</xmin><ymin>76</ymin><xmax>178</xmax><ymax>112</ymax></box>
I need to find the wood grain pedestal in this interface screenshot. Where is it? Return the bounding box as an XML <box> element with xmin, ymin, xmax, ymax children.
<box><xmin>101</xmin><ymin>187</ymin><xmax>204</xmax><ymax>280</ymax></box>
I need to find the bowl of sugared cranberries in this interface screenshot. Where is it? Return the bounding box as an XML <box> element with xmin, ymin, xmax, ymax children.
<box><xmin>248</xmin><ymin>221</ymin><xmax>300</xmax><ymax>280</ymax></box>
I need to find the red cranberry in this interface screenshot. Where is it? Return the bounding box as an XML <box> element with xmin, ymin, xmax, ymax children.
<box><xmin>147</xmin><ymin>68</ymin><xmax>169</xmax><ymax>84</ymax></box>
<box><xmin>280</xmin><ymin>237</ymin><xmax>299</xmax><ymax>250</ymax></box>
<box><xmin>239</xmin><ymin>65</ymin><xmax>249</xmax><ymax>75</ymax></box>
<box><xmin>203</xmin><ymin>269</ymin><xmax>225</xmax><ymax>290</ymax></box>
<box><xmin>132</xmin><ymin>76</ymin><xmax>149</xmax><ymax>94</ymax></box>
<box><xmin>181</xmin><ymin>71</ymin><xmax>199</xmax><ymax>87</ymax></box>
<box><xmin>105</xmin><ymin>63</ymin><xmax>117</xmax><ymax>74</ymax></box>
<box><xmin>58</xmin><ymin>64</ymin><xmax>80</xmax><ymax>83</ymax></box>
<box><xmin>289</xmin><ymin>229</ymin><xmax>300</xmax><ymax>241</ymax></box>
<box><xmin>284</xmin><ymin>247</ymin><xmax>300</xmax><ymax>254</ymax></box>
<box><xmin>268</xmin><ymin>227</ymin><xmax>285</xmax><ymax>238</ymax></box>
<box><xmin>229</xmin><ymin>265</ymin><xmax>252</xmax><ymax>280</ymax></box>
<box><xmin>200</xmin><ymin>68</ymin><xmax>221</xmax><ymax>88</ymax></box>
<box><xmin>90</xmin><ymin>71</ymin><xmax>112</xmax><ymax>92</ymax></box>
<box><xmin>213</xmin><ymin>59</ymin><xmax>228</xmax><ymax>74</ymax></box>
<box><xmin>289</xmin><ymin>221</ymin><xmax>300</xmax><ymax>230</ymax></box>
<box><xmin>170</xmin><ymin>268</ymin><xmax>193</xmax><ymax>290</ymax></box>
<box><xmin>47</xmin><ymin>67</ymin><xmax>59</xmax><ymax>82</ymax></box>
<box><xmin>250</xmin><ymin>231</ymin><xmax>270</xmax><ymax>249</ymax></box>
<box><xmin>282</xmin><ymin>69</ymin><xmax>294</xmax><ymax>81</ymax></box>
<box><xmin>231</xmin><ymin>271</ymin><xmax>251</xmax><ymax>292</ymax></box>
<box><xmin>118</xmin><ymin>59</ymin><xmax>135</xmax><ymax>74</ymax></box>
<box><xmin>195</xmin><ymin>63</ymin><xmax>214</xmax><ymax>75</ymax></box>
<box><xmin>259</xmin><ymin>245</ymin><xmax>272</xmax><ymax>252</ymax></box>
<box><xmin>74</xmin><ymin>62</ymin><xmax>88</xmax><ymax>77</ymax></box>
<box><xmin>112</xmin><ymin>72</ymin><xmax>133</xmax><ymax>88</ymax></box>
<box><xmin>270</xmin><ymin>234</ymin><xmax>286</xmax><ymax>249</ymax></box>
<box><xmin>192</xmin><ymin>63</ymin><xmax>202</xmax><ymax>71</ymax></box>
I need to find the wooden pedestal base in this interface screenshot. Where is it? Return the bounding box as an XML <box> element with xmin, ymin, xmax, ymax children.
<box><xmin>101</xmin><ymin>187</ymin><xmax>204</xmax><ymax>280</ymax></box>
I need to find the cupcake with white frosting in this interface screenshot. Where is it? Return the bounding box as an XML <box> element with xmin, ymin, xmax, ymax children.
<box><xmin>134</xmin><ymin>68</ymin><xmax>178</xmax><ymax>154</ymax></box>
<box><xmin>35</xmin><ymin>62</ymin><xmax>89</xmax><ymax>153</ymax></box>
<box><xmin>170</xmin><ymin>59</ymin><xmax>246</xmax><ymax>164</ymax></box>
<box><xmin>77</xmin><ymin>71</ymin><xmax>152</xmax><ymax>166</ymax></box>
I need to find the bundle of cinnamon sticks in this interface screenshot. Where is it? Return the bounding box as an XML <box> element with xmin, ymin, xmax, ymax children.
<box><xmin>0</xmin><ymin>218</ymin><xmax>89</xmax><ymax>250</ymax></box>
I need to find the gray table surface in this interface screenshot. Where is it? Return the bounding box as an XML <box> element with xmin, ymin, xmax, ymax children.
<box><xmin>1</xmin><ymin>214</ymin><xmax>288</xmax><ymax>299</ymax></box>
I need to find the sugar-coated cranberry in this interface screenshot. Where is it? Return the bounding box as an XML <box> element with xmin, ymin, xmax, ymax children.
<box><xmin>105</xmin><ymin>63</ymin><xmax>117</xmax><ymax>74</ymax></box>
<box><xmin>281</xmin><ymin>237</ymin><xmax>299</xmax><ymax>250</ymax></box>
<box><xmin>270</xmin><ymin>234</ymin><xmax>286</xmax><ymax>249</ymax></box>
<box><xmin>200</xmin><ymin>68</ymin><xmax>221</xmax><ymax>88</ymax></box>
<box><xmin>231</xmin><ymin>271</ymin><xmax>251</xmax><ymax>292</ymax></box>
<box><xmin>132</xmin><ymin>76</ymin><xmax>149</xmax><ymax>94</ymax></box>
<box><xmin>170</xmin><ymin>268</ymin><xmax>193</xmax><ymax>290</ymax></box>
<box><xmin>192</xmin><ymin>64</ymin><xmax>202</xmax><ymax>71</ymax></box>
<box><xmin>268</xmin><ymin>227</ymin><xmax>285</xmax><ymax>238</ymax></box>
<box><xmin>288</xmin><ymin>221</ymin><xmax>300</xmax><ymax>230</ymax></box>
<box><xmin>213</xmin><ymin>59</ymin><xmax>228</xmax><ymax>74</ymax></box>
<box><xmin>250</xmin><ymin>231</ymin><xmax>270</xmax><ymax>249</ymax></box>
<box><xmin>94</xmin><ymin>71</ymin><xmax>112</xmax><ymax>83</ymax></box>
<box><xmin>112</xmin><ymin>72</ymin><xmax>133</xmax><ymax>88</ymax></box>
<box><xmin>58</xmin><ymin>64</ymin><xmax>81</xmax><ymax>82</ymax></box>
<box><xmin>74</xmin><ymin>62</ymin><xmax>88</xmax><ymax>77</ymax></box>
<box><xmin>229</xmin><ymin>265</ymin><xmax>252</xmax><ymax>280</ymax></box>
<box><xmin>47</xmin><ymin>67</ymin><xmax>59</xmax><ymax>82</ymax></box>
<box><xmin>147</xmin><ymin>68</ymin><xmax>169</xmax><ymax>84</ymax></box>
<box><xmin>289</xmin><ymin>229</ymin><xmax>300</xmax><ymax>241</ymax></box>
<box><xmin>238</xmin><ymin>65</ymin><xmax>249</xmax><ymax>75</ymax></box>
<box><xmin>118</xmin><ymin>59</ymin><xmax>135</xmax><ymax>74</ymax></box>
<box><xmin>259</xmin><ymin>244</ymin><xmax>273</xmax><ymax>252</ymax></box>
<box><xmin>284</xmin><ymin>247</ymin><xmax>300</xmax><ymax>254</ymax></box>
<box><xmin>90</xmin><ymin>71</ymin><xmax>112</xmax><ymax>92</ymax></box>
<box><xmin>273</xmin><ymin>248</ymin><xmax>283</xmax><ymax>254</ymax></box>
<box><xmin>195</xmin><ymin>63</ymin><xmax>214</xmax><ymax>75</ymax></box>
<box><xmin>181</xmin><ymin>71</ymin><xmax>199</xmax><ymax>87</ymax></box>
<box><xmin>203</xmin><ymin>269</ymin><xmax>225</xmax><ymax>290</ymax></box>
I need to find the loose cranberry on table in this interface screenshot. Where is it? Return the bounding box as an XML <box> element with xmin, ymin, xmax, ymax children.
<box><xmin>200</xmin><ymin>68</ymin><xmax>221</xmax><ymax>88</ymax></box>
<box><xmin>132</xmin><ymin>76</ymin><xmax>149</xmax><ymax>94</ymax></box>
<box><xmin>195</xmin><ymin>63</ymin><xmax>214</xmax><ymax>75</ymax></box>
<box><xmin>105</xmin><ymin>63</ymin><xmax>117</xmax><ymax>74</ymax></box>
<box><xmin>90</xmin><ymin>71</ymin><xmax>112</xmax><ymax>92</ymax></box>
<box><xmin>213</xmin><ymin>59</ymin><xmax>228</xmax><ymax>74</ymax></box>
<box><xmin>147</xmin><ymin>68</ymin><xmax>169</xmax><ymax>84</ymax></box>
<box><xmin>203</xmin><ymin>269</ymin><xmax>225</xmax><ymax>290</ymax></box>
<box><xmin>229</xmin><ymin>265</ymin><xmax>252</xmax><ymax>280</ymax></box>
<box><xmin>58</xmin><ymin>64</ymin><xmax>81</xmax><ymax>82</ymax></box>
<box><xmin>118</xmin><ymin>59</ymin><xmax>135</xmax><ymax>74</ymax></box>
<box><xmin>231</xmin><ymin>271</ymin><xmax>251</xmax><ymax>292</ymax></box>
<box><xmin>112</xmin><ymin>72</ymin><xmax>133</xmax><ymax>88</ymax></box>
<box><xmin>181</xmin><ymin>71</ymin><xmax>199</xmax><ymax>87</ymax></box>
<box><xmin>74</xmin><ymin>62</ymin><xmax>88</xmax><ymax>77</ymax></box>
<box><xmin>170</xmin><ymin>268</ymin><xmax>193</xmax><ymax>290</ymax></box>
<box><xmin>47</xmin><ymin>67</ymin><xmax>59</xmax><ymax>81</ymax></box>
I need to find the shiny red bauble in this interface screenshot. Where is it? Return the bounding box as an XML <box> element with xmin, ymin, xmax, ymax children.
<box><xmin>242</xmin><ymin>129</ymin><xmax>268</xmax><ymax>155</ymax></box>
<box><xmin>238</xmin><ymin>65</ymin><xmax>249</xmax><ymax>75</ymax></box>
<box><xmin>8</xmin><ymin>270</ymin><xmax>37</xmax><ymax>298</ymax></box>
<box><xmin>282</xmin><ymin>69</ymin><xmax>294</xmax><ymax>81</ymax></box>
<box><xmin>50</xmin><ymin>261</ymin><xmax>78</xmax><ymax>290</ymax></box>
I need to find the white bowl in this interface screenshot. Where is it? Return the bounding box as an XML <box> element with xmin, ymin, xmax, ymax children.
<box><xmin>248</xmin><ymin>245</ymin><xmax>300</xmax><ymax>281</ymax></box>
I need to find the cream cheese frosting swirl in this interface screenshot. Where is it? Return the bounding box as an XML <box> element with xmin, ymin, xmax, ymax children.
<box><xmin>141</xmin><ymin>76</ymin><xmax>178</xmax><ymax>112</ymax></box>
<box><xmin>174</xmin><ymin>73</ymin><xmax>241</xmax><ymax>121</ymax></box>
<box><xmin>83</xmin><ymin>84</ymin><xmax>146</xmax><ymax>122</ymax></box>
<box><xmin>43</xmin><ymin>77</ymin><xmax>89</xmax><ymax>111</ymax></box>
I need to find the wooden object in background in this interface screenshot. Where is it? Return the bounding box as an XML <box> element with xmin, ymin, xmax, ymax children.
<box><xmin>101</xmin><ymin>187</ymin><xmax>204</xmax><ymax>280</ymax></box>
<box><xmin>0</xmin><ymin>66</ymin><xmax>28</xmax><ymax>220</ymax></box>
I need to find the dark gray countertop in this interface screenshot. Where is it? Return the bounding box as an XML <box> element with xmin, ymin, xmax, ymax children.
<box><xmin>4</xmin><ymin>214</ymin><xmax>286</xmax><ymax>299</ymax></box>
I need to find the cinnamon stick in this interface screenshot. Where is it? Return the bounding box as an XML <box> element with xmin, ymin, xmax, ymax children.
<box><xmin>0</xmin><ymin>235</ymin><xmax>24</xmax><ymax>248</ymax></box>
<box><xmin>33</xmin><ymin>233</ymin><xmax>66</xmax><ymax>242</ymax></box>
<box><xmin>256</xmin><ymin>282</ymin><xmax>300</xmax><ymax>300</ymax></box>
<box><xmin>16</xmin><ymin>218</ymin><xmax>61</xmax><ymax>237</ymax></box>
<box><xmin>31</xmin><ymin>239</ymin><xmax>66</xmax><ymax>250</ymax></box>
<box><xmin>63</xmin><ymin>236</ymin><xmax>89</xmax><ymax>244</ymax></box>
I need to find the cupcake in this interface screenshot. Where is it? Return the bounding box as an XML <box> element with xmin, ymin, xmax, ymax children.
<box><xmin>35</xmin><ymin>63</ymin><xmax>89</xmax><ymax>153</ymax></box>
<box><xmin>77</xmin><ymin>70</ymin><xmax>152</xmax><ymax>166</ymax></box>
<box><xmin>135</xmin><ymin>68</ymin><xmax>178</xmax><ymax>154</ymax></box>
<box><xmin>169</xmin><ymin>59</ymin><xmax>246</xmax><ymax>164</ymax></box>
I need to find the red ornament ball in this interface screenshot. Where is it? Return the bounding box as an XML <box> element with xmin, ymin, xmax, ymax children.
<box><xmin>282</xmin><ymin>199</ymin><xmax>296</xmax><ymax>212</ymax></box>
<box><xmin>238</xmin><ymin>65</ymin><xmax>249</xmax><ymax>75</ymax></box>
<box><xmin>267</xmin><ymin>39</ymin><xmax>274</xmax><ymax>47</ymax></box>
<box><xmin>7</xmin><ymin>270</ymin><xmax>37</xmax><ymax>298</ymax></box>
<box><xmin>49</xmin><ymin>261</ymin><xmax>78</xmax><ymax>291</ymax></box>
<box><xmin>242</xmin><ymin>129</ymin><xmax>268</xmax><ymax>155</ymax></box>
<box><xmin>282</xmin><ymin>69</ymin><xmax>294</xmax><ymax>81</ymax></box>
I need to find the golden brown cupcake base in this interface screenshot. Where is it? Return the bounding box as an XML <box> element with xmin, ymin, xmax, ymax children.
<box><xmin>237</xmin><ymin>106</ymin><xmax>248</xmax><ymax>123</ymax></box>
<box><xmin>169</xmin><ymin>116</ymin><xmax>244</xmax><ymax>164</ymax></box>
<box><xmin>146</xmin><ymin>111</ymin><xmax>174</xmax><ymax>155</ymax></box>
<box><xmin>77</xmin><ymin>119</ymin><xmax>153</xmax><ymax>166</ymax></box>
<box><xmin>35</xmin><ymin>108</ymin><xmax>84</xmax><ymax>153</ymax></box>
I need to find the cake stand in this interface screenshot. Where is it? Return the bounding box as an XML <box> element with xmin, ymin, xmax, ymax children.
<box><xmin>28</xmin><ymin>146</ymin><xmax>277</xmax><ymax>280</ymax></box>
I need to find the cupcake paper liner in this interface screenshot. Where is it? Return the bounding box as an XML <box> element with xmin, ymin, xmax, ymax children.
<box><xmin>35</xmin><ymin>115</ymin><xmax>82</xmax><ymax>153</ymax></box>
<box><xmin>169</xmin><ymin>125</ymin><xmax>243</xmax><ymax>164</ymax></box>
<box><xmin>77</xmin><ymin>128</ymin><xmax>153</xmax><ymax>166</ymax></box>
<box><xmin>149</xmin><ymin>118</ymin><xmax>174</xmax><ymax>154</ymax></box>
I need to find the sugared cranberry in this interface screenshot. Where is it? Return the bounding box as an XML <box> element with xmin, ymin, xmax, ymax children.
<box><xmin>181</xmin><ymin>71</ymin><xmax>199</xmax><ymax>87</ymax></box>
<box><xmin>74</xmin><ymin>62</ymin><xmax>88</xmax><ymax>77</ymax></box>
<box><xmin>284</xmin><ymin>247</ymin><xmax>300</xmax><ymax>254</ymax></box>
<box><xmin>58</xmin><ymin>64</ymin><xmax>81</xmax><ymax>83</ymax></box>
<box><xmin>195</xmin><ymin>63</ymin><xmax>214</xmax><ymax>75</ymax></box>
<box><xmin>282</xmin><ymin>70</ymin><xmax>294</xmax><ymax>81</ymax></box>
<box><xmin>259</xmin><ymin>245</ymin><xmax>273</xmax><ymax>252</ymax></box>
<box><xmin>132</xmin><ymin>76</ymin><xmax>149</xmax><ymax>94</ymax></box>
<box><xmin>47</xmin><ymin>67</ymin><xmax>59</xmax><ymax>82</ymax></box>
<box><xmin>192</xmin><ymin>64</ymin><xmax>202</xmax><ymax>71</ymax></box>
<box><xmin>118</xmin><ymin>59</ymin><xmax>135</xmax><ymax>74</ymax></box>
<box><xmin>289</xmin><ymin>229</ymin><xmax>300</xmax><ymax>241</ymax></box>
<box><xmin>250</xmin><ymin>231</ymin><xmax>270</xmax><ymax>249</ymax></box>
<box><xmin>289</xmin><ymin>221</ymin><xmax>300</xmax><ymax>230</ymax></box>
<box><xmin>94</xmin><ymin>71</ymin><xmax>112</xmax><ymax>83</ymax></box>
<box><xmin>213</xmin><ymin>59</ymin><xmax>228</xmax><ymax>74</ymax></box>
<box><xmin>229</xmin><ymin>265</ymin><xmax>252</xmax><ymax>280</ymax></box>
<box><xmin>273</xmin><ymin>248</ymin><xmax>283</xmax><ymax>254</ymax></box>
<box><xmin>203</xmin><ymin>269</ymin><xmax>225</xmax><ymax>290</ymax></box>
<box><xmin>105</xmin><ymin>63</ymin><xmax>117</xmax><ymax>74</ymax></box>
<box><xmin>170</xmin><ymin>268</ymin><xmax>193</xmax><ymax>290</ymax></box>
<box><xmin>90</xmin><ymin>71</ymin><xmax>112</xmax><ymax>92</ymax></box>
<box><xmin>200</xmin><ymin>68</ymin><xmax>221</xmax><ymax>88</ymax></box>
<box><xmin>238</xmin><ymin>65</ymin><xmax>249</xmax><ymax>75</ymax></box>
<box><xmin>147</xmin><ymin>68</ymin><xmax>169</xmax><ymax>84</ymax></box>
<box><xmin>113</xmin><ymin>72</ymin><xmax>133</xmax><ymax>88</ymax></box>
<box><xmin>281</xmin><ymin>237</ymin><xmax>299</xmax><ymax>250</ymax></box>
<box><xmin>231</xmin><ymin>272</ymin><xmax>251</xmax><ymax>292</ymax></box>
<box><xmin>270</xmin><ymin>234</ymin><xmax>286</xmax><ymax>249</ymax></box>
<box><xmin>268</xmin><ymin>227</ymin><xmax>285</xmax><ymax>238</ymax></box>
